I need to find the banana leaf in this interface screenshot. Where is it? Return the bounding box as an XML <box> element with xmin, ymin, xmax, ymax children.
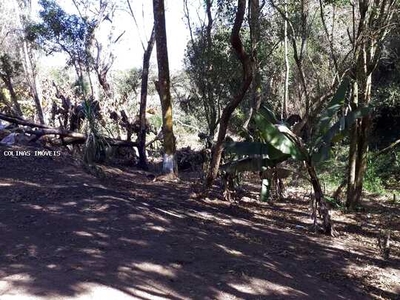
<box><xmin>312</xmin><ymin>105</ymin><xmax>370</xmax><ymax>163</ymax></box>
<box><xmin>317</xmin><ymin>78</ymin><xmax>350</xmax><ymax>135</ymax></box>
<box><xmin>254</xmin><ymin>113</ymin><xmax>304</xmax><ymax>160</ymax></box>
<box><xmin>221</xmin><ymin>155</ymin><xmax>289</xmax><ymax>174</ymax></box>
<box><xmin>224</xmin><ymin>141</ymin><xmax>286</xmax><ymax>160</ymax></box>
<box><xmin>311</xmin><ymin>79</ymin><xmax>350</xmax><ymax>149</ymax></box>
<box><xmin>259</xmin><ymin>105</ymin><xmax>279</xmax><ymax>124</ymax></box>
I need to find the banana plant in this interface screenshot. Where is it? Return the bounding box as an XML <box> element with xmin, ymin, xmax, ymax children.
<box><xmin>222</xmin><ymin>78</ymin><xmax>370</xmax><ymax>235</ymax></box>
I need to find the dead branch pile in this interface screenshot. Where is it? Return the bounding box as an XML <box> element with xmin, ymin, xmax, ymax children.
<box><xmin>0</xmin><ymin>113</ymin><xmax>137</xmax><ymax>147</ymax></box>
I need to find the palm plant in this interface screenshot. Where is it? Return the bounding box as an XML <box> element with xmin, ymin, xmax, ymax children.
<box><xmin>82</xmin><ymin>99</ymin><xmax>108</xmax><ymax>164</ymax></box>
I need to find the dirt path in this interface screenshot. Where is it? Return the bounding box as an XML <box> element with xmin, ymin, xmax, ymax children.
<box><xmin>0</xmin><ymin>145</ymin><xmax>399</xmax><ymax>299</ymax></box>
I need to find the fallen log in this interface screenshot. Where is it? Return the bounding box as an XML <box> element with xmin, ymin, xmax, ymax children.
<box><xmin>0</xmin><ymin>113</ymin><xmax>52</xmax><ymax>130</ymax></box>
<box><xmin>0</xmin><ymin>112</ymin><xmax>138</xmax><ymax>147</ymax></box>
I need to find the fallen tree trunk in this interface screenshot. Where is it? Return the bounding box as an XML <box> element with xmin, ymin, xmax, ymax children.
<box><xmin>0</xmin><ymin>112</ymin><xmax>138</xmax><ymax>147</ymax></box>
<box><xmin>0</xmin><ymin>113</ymin><xmax>52</xmax><ymax>129</ymax></box>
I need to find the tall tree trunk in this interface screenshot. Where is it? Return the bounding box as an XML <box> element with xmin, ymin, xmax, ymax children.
<box><xmin>138</xmin><ymin>27</ymin><xmax>156</xmax><ymax>170</ymax></box>
<box><xmin>206</xmin><ymin>0</ymin><xmax>253</xmax><ymax>187</ymax></box>
<box><xmin>346</xmin><ymin>81</ymin><xmax>359</xmax><ymax>208</ymax></box>
<box><xmin>353</xmin><ymin>68</ymin><xmax>373</xmax><ymax>205</ymax></box>
<box><xmin>205</xmin><ymin>0</ymin><xmax>217</xmax><ymax>138</ymax></box>
<box><xmin>22</xmin><ymin>40</ymin><xmax>44</xmax><ymax>124</ymax></box>
<box><xmin>153</xmin><ymin>0</ymin><xmax>177</xmax><ymax>175</ymax></box>
<box><xmin>345</xmin><ymin>0</ymin><xmax>394</xmax><ymax>208</ymax></box>
<box><xmin>282</xmin><ymin>0</ymin><xmax>289</xmax><ymax>121</ymax></box>
<box><xmin>243</xmin><ymin>0</ymin><xmax>261</xmax><ymax>129</ymax></box>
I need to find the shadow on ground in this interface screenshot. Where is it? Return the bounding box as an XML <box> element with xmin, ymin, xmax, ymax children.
<box><xmin>0</xmin><ymin>147</ymin><xmax>398</xmax><ymax>299</ymax></box>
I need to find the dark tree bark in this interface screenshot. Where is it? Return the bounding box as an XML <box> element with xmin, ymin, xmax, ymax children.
<box><xmin>243</xmin><ymin>0</ymin><xmax>261</xmax><ymax>129</ymax></box>
<box><xmin>153</xmin><ymin>0</ymin><xmax>177</xmax><ymax>175</ymax></box>
<box><xmin>346</xmin><ymin>0</ymin><xmax>396</xmax><ymax>209</ymax></box>
<box><xmin>206</xmin><ymin>0</ymin><xmax>253</xmax><ymax>187</ymax></box>
<box><xmin>1</xmin><ymin>76</ymin><xmax>23</xmax><ymax>117</ymax></box>
<box><xmin>138</xmin><ymin>26</ymin><xmax>156</xmax><ymax>170</ymax></box>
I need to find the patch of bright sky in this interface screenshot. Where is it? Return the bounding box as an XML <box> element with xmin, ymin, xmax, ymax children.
<box><xmin>33</xmin><ymin>0</ymin><xmax>206</xmax><ymax>72</ymax></box>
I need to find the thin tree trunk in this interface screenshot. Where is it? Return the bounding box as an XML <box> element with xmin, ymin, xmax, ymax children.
<box><xmin>138</xmin><ymin>26</ymin><xmax>156</xmax><ymax>170</ymax></box>
<box><xmin>153</xmin><ymin>0</ymin><xmax>177</xmax><ymax>175</ymax></box>
<box><xmin>205</xmin><ymin>0</ymin><xmax>217</xmax><ymax>137</ymax></box>
<box><xmin>206</xmin><ymin>0</ymin><xmax>253</xmax><ymax>187</ymax></box>
<box><xmin>283</xmin><ymin>0</ymin><xmax>289</xmax><ymax>121</ymax></box>
<box><xmin>22</xmin><ymin>40</ymin><xmax>44</xmax><ymax>124</ymax></box>
<box><xmin>306</xmin><ymin>161</ymin><xmax>335</xmax><ymax>236</ymax></box>
<box><xmin>347</xmin><ymin>81</ymin><xmax>359</xmax><ymax>208</ymax></box>
<box><xmin>353</xmin><ymin>68</ymin><xmax>372</xmax><ymax>204</ymax></box>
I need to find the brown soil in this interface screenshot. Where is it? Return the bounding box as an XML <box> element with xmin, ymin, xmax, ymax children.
<box><xmin>0</xmin><ymin>145</ymin><xmax>399</xmax><ymax>300</ymax></box>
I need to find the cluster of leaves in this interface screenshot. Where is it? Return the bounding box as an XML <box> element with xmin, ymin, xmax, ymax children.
<box><xmin>0</xmin><ymin>54</ymin><xmax>22</xmax><ymax>79</ymax></box>
<box><xmin>26</xmin><ymin>0</ymin><xmax>95</xmax><ymax>71</ymax></box>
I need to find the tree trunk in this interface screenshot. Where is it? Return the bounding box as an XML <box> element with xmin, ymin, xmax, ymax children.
<box><xmin>346</xmin><ymin>81</ymin><xmax>359</xmax><ymax>208</ymax></box>
<box><xmin>206</xmin><ymin>0</ymin><xmax>253</xmax><ymax>187</ymax></box>
<box><xmin>153</xmin><ymin>0</ymin><xmax>177</xmax><ymax>175</ymax></box>
<box><xmin>345</xmin><ymin>0</ymin><xmax>395</xmax><ymax>209</ymax></box>
<box><xmin>282</xmin><ymin>0</ymin><xmax>289</xmax><ymax>121</ymax></box>
<box><xmin>353</xmin><ymin>72</ymin><xmax>372</xmax><ymax>204</ymax></box>
<box><xmin>306</xmin><ymin>161</ymin><xmax>335</xmax><ymax>236</ymax></box>
<box><xmin>22</xmin><ymin>40</ymin><xmax>45</xmax><ymax>124</ymax></box>
<box><xmin>243</xmin><ymin>0</ymin><xmax>261</xmax><ymax>129</ymax></box>
<box><xmin>2</xmin><ymin>76</ymin><xmax>23</xmax><ymax>117</ymax></box>
<box><xmin>138</xmin><ymin>26</ymin><xmax>156</xmax><ymax>170</ymax></box>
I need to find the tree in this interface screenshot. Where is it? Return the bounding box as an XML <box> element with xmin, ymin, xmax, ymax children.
<box><xmin>72</xmin><ymin>0</ymin><xmax>122</xmax><ymax>97</ymax></box>
<box><xmin>15</xmin><ymin>0</ymin><xmax>45</xmax><ymax>124</ymax></box>
<box><xmin>184</xmin><ymin>26</ymin><xmax>243</xmax><ymax>138</ymax></box>
<box><xmin>184</xmin><ymin>0</ymin><xmax>221</xmax><ymax>139</ymax></box>
<box><xmin>346</xmin><ymin>0</ymin><xmax>397</xmax><ymax>208</ymax></box>
<box><xmin>243</xmin><ymin>0</ymin><xmax>262</xmax><ymax>129</ymax></box>
<box><xmin>0</xmin><ymin>0</ymin><xmax>32</xmax><ymax>119</ymax></box>
<box><xmin>153</xmin><ymin>0</ymin><xmax>177</xmax><ymax>175</ymax></box>
<box><xmin>0</xmin><ymin>54</ymin><xmax>23</xmax><ymax>117</ymax></box>
<box><xmin>26</xmin><ymin>0</ymin><xmax>96</xmax><ymax>95</ymax></box>
<box><xmin>206</xmin><ymin>0</ymin><xmax>253</xmax><ymax>187</ymax></box>
<box><xmin>138</xmin><ymin>27</ymin><xmax>156</xmax><ymax>170</ymax></box>
<box><xmin>126</xmin><ymin>0</ymin><xmax>156</xmax><ymax>170</ymax></box>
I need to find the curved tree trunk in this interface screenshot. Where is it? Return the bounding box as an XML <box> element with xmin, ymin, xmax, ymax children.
<box><xmin>206</xmin><ymin>0</ymin><xmax>253</xmax><ymax>187</ymax></box>
<box><xmin>243</xmin><ymin>0</ymin><xmax>261</xmax><ymax>129</ymax></box>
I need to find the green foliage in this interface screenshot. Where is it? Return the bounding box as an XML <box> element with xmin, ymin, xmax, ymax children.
<box><xmin>364</xmin><ymin>150</ymin><xmax>400</xmax><ymax>193</ymax></box>
<box><xmin>26</xmin><ymin>0</ymin><xmax>95</xmax><ymax>74</ymax></box>
<box><xmin>317</xmin><ymin>145</ymin><xmax>348</xmax><ymax>191</ymax></box>
<box><xmin>184</xmin><ymin>26</ymin><xmax>243</xmax><ymax>135</ymax></box>
<box><xmin>82</xmin><ymin>99</ymin><xmax>108</xmax><ymax>164</ymax></box>
<box><xmin>363</xmin><ymin>156</ymin><xmax>386</xmax><ymax>194</ymax></box>
<box><xmin>310</xmin><ymin>79</ymin><xmax>370</xmax><ymax>163</ymax></box>
<box><xmin>0</xmin><ymin>54</ymin><xmax>23</xmax><ymax>78</ymax></box>
<box><xmin>113</xmin><ymin>68</ymin><xmax>141</xmax><ymax>102</ymax></box>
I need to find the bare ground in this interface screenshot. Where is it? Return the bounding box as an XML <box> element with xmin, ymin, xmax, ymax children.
<box><xmin>0</xmin><ymin>145</ymin><xmax>399</xmax><ymax>300</ymax></box>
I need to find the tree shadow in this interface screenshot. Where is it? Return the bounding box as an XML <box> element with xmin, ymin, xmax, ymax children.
<box><xmin>0</xmin><ymin>151</ymin><xmax>398</xmax><ymax>299</ymax></box>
